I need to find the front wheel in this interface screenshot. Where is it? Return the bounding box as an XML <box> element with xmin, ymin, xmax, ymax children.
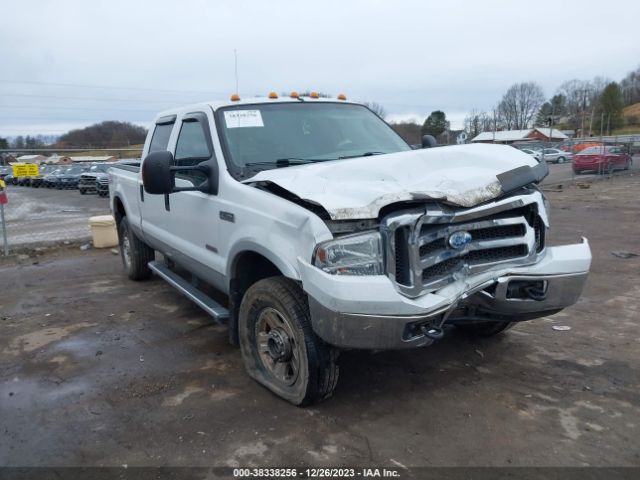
<box><xmin>557</xmin><ymin>157</ymin><xmax>566</xmax><ymax>164</ymax></box>
<box><xmin>117</xmin><ymin>217</ymin><xmax>155</xmax><ymax>280</ymax></box>
<box><xmin>79</xmin><ymin>188</ymin><xmax>86</xmax><ymax>195</ymax></box>
<box><xmin>455</xmin><ymin>321</ymin><xmax>514</xmax><ymax>337</ymax></box>
<box><xmin>238</xmin><ymin>277</ymin><xmax>339</xmax><ymax>406</ymax></box>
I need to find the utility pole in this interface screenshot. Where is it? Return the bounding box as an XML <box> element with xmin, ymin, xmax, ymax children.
<box><xmin>492</xmin><ymin>110</ymin><xmax>496</xmax><ymax>143</ymax></box>
<box><xmin>580</xmin><ymin>89</ymin><xmax>587</xmax><ymax>139</ymax></box>
<box><xmin>606</xmin><ymin>113</ymin><xmax>611</xmax><ymax>137</ymax></box>
<box><xmin>549</xmin><ymin>103</ymin><xmax>555</xmax><ymax>145</ymax></box>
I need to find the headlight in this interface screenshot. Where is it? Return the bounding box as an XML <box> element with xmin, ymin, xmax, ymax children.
<box><xmin>313</xmin><ymin>231</ymin><xmax>384</xmax><ymax>275</ymax></box>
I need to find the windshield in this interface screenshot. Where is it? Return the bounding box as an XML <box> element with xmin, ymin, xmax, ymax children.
<box><xmin>65</xmin><ymin>167</ymin><xmax>84</xmax><ymax>174</ymax></box>
<box><xmin>89</xmin><ymin>164</ymin><xmax>109</xmax><ymax>173</ymax></box>
<box><xmin>217</xmin><ymin>102</ymin><xmax>411</xmax><ymax>176</ymax></box>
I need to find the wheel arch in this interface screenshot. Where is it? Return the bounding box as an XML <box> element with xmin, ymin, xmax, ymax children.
<box><xmin>112</xmin><ymin>195</ymin><xmax>127</xmax><ymax>225</ymax></box>
<box><xmin>226</xmin><ymin>245</ymin><xmax>300</xmax><ymax>345</ymax></box>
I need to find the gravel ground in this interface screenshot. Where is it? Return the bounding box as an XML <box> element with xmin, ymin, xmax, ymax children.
<box><xmin>0</xmin><ymin>170</ymin><xmax>639</xmax><ymax>474</ymax></box>
<box><xmin>1</xmin><ymin>185</ymin><xmax>109</xmax><ymax>248</ymax></box>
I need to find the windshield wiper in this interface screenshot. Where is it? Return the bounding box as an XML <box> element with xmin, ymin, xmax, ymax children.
<box><xmin>338</xmin><ymin>151</ymin><xmax>385</xmax><ymax>160</ymax></box>
<box><xmin>245</xmin><ymin>157</ymin><xmax>330</xmax><ymax>168</ymax></box>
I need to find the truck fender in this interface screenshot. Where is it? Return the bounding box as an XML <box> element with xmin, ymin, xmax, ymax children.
<box><xmin>226</xmin><ymin>241</ymin><xmax>301</xmax><ymax>284</ymax></box>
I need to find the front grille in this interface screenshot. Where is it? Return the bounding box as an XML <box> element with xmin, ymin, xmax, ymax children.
<box><xmin>470</xmin><ymin>224</ymin><xmax>525</xmax><ymax>241</ymax></box>
<box><xmin>387</xmin><ymin>196</ymin><xmax>546</xmax><ymax>297</ymax></box>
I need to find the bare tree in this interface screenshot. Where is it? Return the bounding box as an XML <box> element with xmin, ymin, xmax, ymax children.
<box><xmin>557</xmin><ymin>79</ymin><xmax>590</xmax><ymax>129</ymax></box>
<box><xmin>620</xmin><ymin>65</ymin><xmax>640</xmax><ymax>105</ymax></box>
<box><xmin>556</xmin><ymin>77</ymin><xmax>611</xmax><ymax>131</ymax></box>
<box><xmin>464</xmin><ymin>109</ymin><xmax>493</xmax><ymax>137</ymax></box>
<box><xmin>388</xmin><ymin>122</ymin><xmax>421</xmax><ymax>145</ymax></box>
<box><xmin>496</xmin><ymin>82</ymin><xmax>545</xmax><ymax>130</ymax></box>
<box><xmin>362</xmin><ymin>102</ymin><xmax>387</xmax><ymax>119</ymax></box>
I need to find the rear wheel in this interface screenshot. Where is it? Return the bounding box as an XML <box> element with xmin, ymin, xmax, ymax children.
<box><xmin>79</xmin><ymin>188</ymin><xmax>86</xmax><ymax>195</ymax></box>
<box><xmin>455</xmin><ymin>321</ymin><xmax>514</xmax><ymax>337</ymax></box>
<box><xmin>238</xmin><ymin>277</ymin><xmax>339</xmax><ymax>406</ymax></box>
<box><xmin>117</xmin><ymin>216</ymin><xmax>154</xmax><ymax>280</ymax></box>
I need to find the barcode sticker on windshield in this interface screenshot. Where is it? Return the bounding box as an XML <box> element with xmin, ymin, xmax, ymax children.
<box><xmin>224</xmin><ymin>110</ymin><xmax>264</xmax><ymax>128</ymax></box>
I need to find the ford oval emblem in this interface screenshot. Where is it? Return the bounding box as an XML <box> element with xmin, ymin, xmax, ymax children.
<box><xmin>448</xmin><ymin>231</ymin><xmax>473</xmax><ymax>250</ymax></box>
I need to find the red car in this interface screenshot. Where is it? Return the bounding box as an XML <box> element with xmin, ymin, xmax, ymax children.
<box><xmin>572</xmin><ymin>146</ymin><xmax>632</xmax><ymax>174</ymax></box>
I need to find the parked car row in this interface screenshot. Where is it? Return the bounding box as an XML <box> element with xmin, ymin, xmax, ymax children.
<box><xmin>79</xmin><ymin>163</ymin><xmax>111</xmax><ymax>196</ymax></box>
<box><xmin>516</xmin><ymin>144</ymin><xmax>633</xmax><ymax>174</ymax></box>
<box><xmin>518</xmin><ymin>147</ymin><xmax>572</xmax><ymax>164</ymax></box>
<box><xmin>572</xmin><ymin>146</ymin><xmax>632</xmax><ymax>174</ymax></box>
<box><xmin>1</xmin><ymin>163</ymin><xmax>113</xmax><ymax>196</ymax></box>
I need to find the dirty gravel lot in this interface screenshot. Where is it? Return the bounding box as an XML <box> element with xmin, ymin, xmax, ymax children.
<box><xmin>2</xmin><ymin>185</ymin><xmax>110</xmax><ymax>247</ymax></box>
<box><xmin>0</xmin><ymin>174</ymin><xmax>639</xmax><ymax>470</ymax></box>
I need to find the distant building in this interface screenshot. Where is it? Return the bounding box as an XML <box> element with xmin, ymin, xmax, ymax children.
<box><xmin>437</xmin><ymin>129</ymin><xmax>468</xmax><ymax>145</ymax></box>
<box><xmin>69</xmin><ymin>155</ymin><xmax>116</xmax><ymax>163</ymax></box>
<box><xmin>16</xmin><ymin>154</ymin><xmax>47</xmax><ymax>164</ymax></box>
<box><xmin>2</xmin><ymin>154</ymin><xmax>17</xmax><ymax>164</ymax></box>
<box><xmin>46</xmin><ymin>154</ymin><xmax>72</xmax><ymax>164</ymax></box>
<box><xmin>471</xmin><ymin>128</ymin><xmax>568</xmax><ymax>144</ymax></box>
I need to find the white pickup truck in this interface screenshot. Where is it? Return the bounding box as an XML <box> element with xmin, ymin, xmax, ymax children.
<box><xmin>109</xmin><ymin>94</ymin><xmax>591</xmax><ymax>405</ymax></box>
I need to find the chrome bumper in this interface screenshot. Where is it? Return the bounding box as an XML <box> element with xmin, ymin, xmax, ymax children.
<box><xmin>308</xmin><ymin>271</ymin><xmax>588</xmax><ymax>350</ymax></box>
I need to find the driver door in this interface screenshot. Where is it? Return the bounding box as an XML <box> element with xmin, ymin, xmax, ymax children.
<box><xmin>161</xmin><ymin>110</ymin><xmax>226</xmax><ymax>289</ymax></box>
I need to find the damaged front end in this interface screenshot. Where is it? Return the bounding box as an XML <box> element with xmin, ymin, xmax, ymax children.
<box><xmin>301</xmin><ymin>187</ymin><xmax>591</xmax><ymax>350</ymax></box>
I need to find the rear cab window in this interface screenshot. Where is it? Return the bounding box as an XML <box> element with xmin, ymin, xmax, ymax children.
<box><xmin>149</xmin><ymin>115</ymin><xmax>176</xmax><ymax>153</ymax></box>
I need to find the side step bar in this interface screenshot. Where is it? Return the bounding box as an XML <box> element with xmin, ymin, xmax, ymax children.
<box><xmin>148</xmin><ymin>261</ymin><xmax>229</xmax><ymax>323</ymax></box>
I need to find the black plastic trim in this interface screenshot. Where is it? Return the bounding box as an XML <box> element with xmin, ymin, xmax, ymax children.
<box><xmin>156</xmin><ymin>114</ymin><xmax>177</xmax><ymax>125</ymax></box>
<box><xmin>497</xmin><ymin>162</ymin><xmax>549</xmax><ymax>194</ymax></box>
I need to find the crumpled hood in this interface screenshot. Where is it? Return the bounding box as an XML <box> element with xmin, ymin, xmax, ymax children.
<box><xmin>246</xmin><ymin>144</ymin><xmax>542</xmax><ymax>220</ymax></box>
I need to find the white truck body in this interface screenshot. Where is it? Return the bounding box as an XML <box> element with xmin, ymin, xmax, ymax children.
<box><xmin>109</xmin><ymin>96</ymin><xmax>591</xmax><ymax>403</ymax></box>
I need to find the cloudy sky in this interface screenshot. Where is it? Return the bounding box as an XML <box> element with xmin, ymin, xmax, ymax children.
<box><xmin>1</xmin><ymin>0</ymin><xmax>638</xmax><ymax>138</ymax></box>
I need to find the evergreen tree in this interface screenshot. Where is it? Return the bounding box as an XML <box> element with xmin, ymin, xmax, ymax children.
<box><xmin>421</xmin><ymin>111</ymin><xmax>449</xmax><ymax>137</ymax></box>
<box><xmin>595</xmin><ymin>82</ymin><xmax>625</xmax><ymax>133</ymax></box>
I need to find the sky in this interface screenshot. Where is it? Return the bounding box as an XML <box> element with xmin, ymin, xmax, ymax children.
<box><xmin>1</xmin><ymin>0</ymin><xmax>639</xmax><ymax>138</ymax></box>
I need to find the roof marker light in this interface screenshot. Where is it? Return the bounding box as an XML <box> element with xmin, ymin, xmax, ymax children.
<box><xmin>310</xmin><ymin>91</ymin><xmax>320</xmax><ymax>99</ymax></box>
<box><xmin>337</xmin><ymin>94</ymin><xmax>347</xmax><ymax>100</ymax></box>
<box><xmin>230</xmin><ymin>94</ymin><xmax>241</xmax><ymax>101</ymax></box>
<box><xmin>290</xmin><ymin>91</ymin><xmax>299</xmax><ymax>98</ymax></box>
<box><xmin>268</xmin><ymin>91</ymin><xmax>278</xmax><ymax>99</ymax></box>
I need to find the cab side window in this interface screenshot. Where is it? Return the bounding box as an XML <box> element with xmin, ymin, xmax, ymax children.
<box><xmin>149</xmin><ymin>122</ymin><xmax>174</xmax><ymax>153</ymax></box>
<box><xmin>174</xmin><ymin>116</ymin><xmax>212</xmax><ymax>184</ymax></box>
<box><xmin>175</xmin><ymin>120</ymin><xmax>211</xmax><ymax>164</ymax></box>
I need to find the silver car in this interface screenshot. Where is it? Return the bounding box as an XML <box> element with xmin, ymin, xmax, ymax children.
<box><xmin>538</xmin><ymin>148</ymin><xmax>572</xmax><ymax>164</ymax></box>
<box><xmin>520</xmin><ymin>148</ymin><xmax>541</xmax><ymax>161</ymax></box>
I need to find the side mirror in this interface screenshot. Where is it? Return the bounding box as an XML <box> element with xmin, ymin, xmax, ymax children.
<box><xmin>142</xmin><ymin>151</ymin><xmax>173</xmax><ymax>194</ymax></box>
<box><xmin>142</xmin><ymin>151</ymin><xmax>213</xmax><ymax>195</ymax></box>
<box><xmin>422</xmin><ymin>135</ymin><xmax>437</xmax><ymax>149</ymax></box>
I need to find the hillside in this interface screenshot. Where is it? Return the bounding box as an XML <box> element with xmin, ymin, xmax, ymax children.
<box><xmin>56</xmin><ymin>121</ymin><xmax>147</xmax><ymax>148</ymax></box>
<box><xmin>623</xmin><ymin>102</ymin><xmax>640</xmax><ymax>118</ymax></box>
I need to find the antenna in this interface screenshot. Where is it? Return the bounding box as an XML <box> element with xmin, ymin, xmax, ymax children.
<box><xmin>234</xmin><ymin>49</ymin><xmax>239</xmax><ymax>95</ymax></box>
